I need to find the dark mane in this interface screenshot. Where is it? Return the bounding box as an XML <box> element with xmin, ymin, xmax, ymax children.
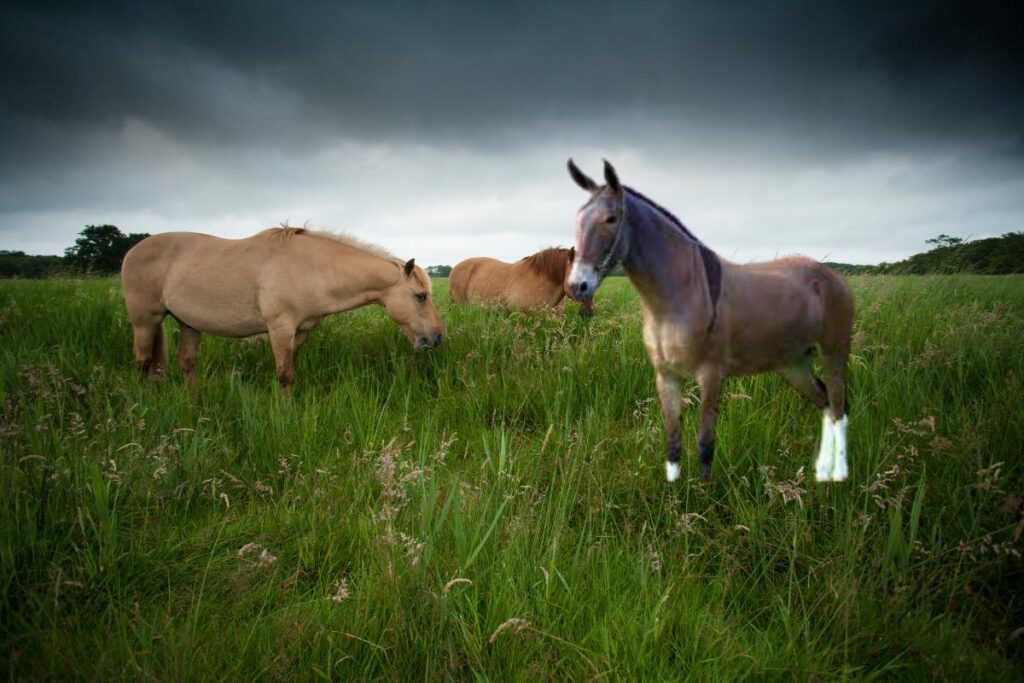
<box><xmin>519</xmin><ymin>247</ymin><xmax>574</xmax><ymax>283</ymax></box>
<box><xmin>624</xmin><ymin>186</ymin><xmax>722</xmax><ymax>333</ymax></box>
<box><xmin>623</xmin><ymin>186</ymin><xmax>700</xmax><ymax>242</ymax></box>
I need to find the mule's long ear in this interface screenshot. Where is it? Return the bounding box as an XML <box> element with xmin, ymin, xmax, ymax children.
<box><xmin>404</xmin><ymin>258</ymin><xmax>415</xmax><ymax>276</ymax></box>
<box><xmin>568</xmin><ymin>158</ymin><xmax>598</xmax><ymax>192</ymax></box>
<box><xmin>603</xmin><ymin>159</ymin><xmax>622</xmax><ymax>194</ymax></box>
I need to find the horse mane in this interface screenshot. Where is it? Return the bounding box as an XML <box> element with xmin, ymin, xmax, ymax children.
<box><xmin>519</xmin><ymin>247</ymin><xmax>574</xmax><ymax>283</ymax></box>
<box><xmin>623</xmin><ymin>186</ymin><xmax>700</xmax><ymax>242</ymax></box>
<box><xmin>624</xmin><ymin>186</ymin><xmax>722</xmax><ymax>332</ymax></box>
<box><xmin>259</xmin><ymin>224</ymin><xmax>400</xmax><ymax>261</ymax></box>
<box><xmin>257</xmin><ymin>224</ymin><xmax>430</xmax><ymax>291</ymax></box>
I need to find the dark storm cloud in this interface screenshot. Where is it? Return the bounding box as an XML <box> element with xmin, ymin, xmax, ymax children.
<box><xmin>1</xmin><ymin>0</ymin><xmax>1022</xmax><ymax>263</ymax></box>
<box><xmin>4</xmin><ymin>1</ymin><xmax>1022</xmax><ymax>152</ymax></box>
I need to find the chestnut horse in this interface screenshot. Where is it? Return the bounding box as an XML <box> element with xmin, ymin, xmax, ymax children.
<box><xmin>449</xmin><ymin>247</ymin><xmax>596</xmax><ymax>318</ymax></box>
<box><xmin>565</xmin><ymin>160</ymin><xmax>854</xmax><ymax>483</ymax></box>
<box><xmin>121</xmin><ymin>227</ymin><xmax>444</xmax><ymax>391</ymax></box>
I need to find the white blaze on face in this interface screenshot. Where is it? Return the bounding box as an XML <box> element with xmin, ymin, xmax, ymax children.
<box><xmin>567</xmin><ymin>260</ymin><xmax>600</xmax><ymax>300</ymax></box>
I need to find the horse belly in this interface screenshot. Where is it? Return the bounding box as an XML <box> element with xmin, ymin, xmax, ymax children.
<box><xmin>726</xmin><ymin>313</ymin><xmax>820</xmax><ymax>374</ymax></box>
<box><xmin>163</xmin><ymin>266</ymin><xmax>266</xmax><ymax>337</ymax></box>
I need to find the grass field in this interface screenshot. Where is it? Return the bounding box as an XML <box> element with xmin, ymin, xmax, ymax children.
<box><xmin>1</xmin><ymin>274</ymin><xmax>1023</xmax><ymax>680</ymax></box>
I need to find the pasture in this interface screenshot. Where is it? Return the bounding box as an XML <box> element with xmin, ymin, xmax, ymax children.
<box><xmin>1</xmin><ymin>275</ymin><xmax>1022</xmax><ymax>680</ymax></box>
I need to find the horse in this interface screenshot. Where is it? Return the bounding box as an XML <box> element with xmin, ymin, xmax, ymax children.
<box><xmin>121</xmin><ymin>226</ymin><xmax>445</xmax><ymax>391</ymax></box>
<box><xmin>449</xmin><ymin>247</ymin><xmax>596</xmax><ymax>318</ymax></box>
<box><xmin>565</xmin><ymin>160</ymin><xmax>854</xmax><ymax>484</ymax></box>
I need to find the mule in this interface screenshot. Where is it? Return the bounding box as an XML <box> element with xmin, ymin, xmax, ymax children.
<box><xmin>449</xmin><ymin>247</ymin><xmax>595</xmax><ymax>318</ymax></box>
<box><xmin>121</xmin><ymin>226</ymin><xmax>444</xmax><ymax>391</ymax></box>
<box><xmin>565</xmin><ymin>160</ymin><xmax>854</xmax><ymax>483</ymax></box>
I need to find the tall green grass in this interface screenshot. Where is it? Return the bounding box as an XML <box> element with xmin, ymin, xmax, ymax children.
<box><xmin>1</xmin><ymin>275</ymin><xmax>1022</xmax><ymax>680</ymax></box>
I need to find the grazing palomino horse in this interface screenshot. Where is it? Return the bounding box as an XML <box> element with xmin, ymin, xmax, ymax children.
<box><xmin>121</xmin><ymin>226</ymin><xmax>444</xmax><ymax>391</ymax></box>
<box><xmin>449</xmin><ymin>247</ymin><xmax>596</xmax><ymax>318</ymax></box>
<box><xmin>565</xmin><ymin>160</ymin><xmax>854</xmax><ymax>483</ymax></box>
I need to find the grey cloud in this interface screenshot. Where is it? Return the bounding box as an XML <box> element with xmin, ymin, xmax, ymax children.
<box><xmin>1</xmin><ymin>0</ymin><xmax>1022</xmax><ymax>263</ymax></box>
<box><xmin>4</xmin><ymin>1</ymin><xmax>1022</xmax><ymax>149</ymax></box>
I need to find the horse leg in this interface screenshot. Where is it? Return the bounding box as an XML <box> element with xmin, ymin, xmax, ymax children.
<box><xmin>821</xmin><ymin>350</ymin><xmax>849</xmax><ymax>481</ymax></box>
<box><xmin>176</xmin><ymin>322</ymin><xmax>202</xmax><ymax>389</ymax></box>
<box><xmin>656</xmin><ymin>371</ymin><xmax>683</xmax><ymax>482</ymax></box>
<box><xmin>553</xmin><ymin>298</ymin><xmax>566</xmax><ymax>320</ymax></box>
<box><xmin>130</xmin><ymin>312</ymin><xmax>166</xmax><ymax>378</ymax></box>
<box><xmin>267</xmin><ymin>320</ymin><xmax>298</xmax><ymax>392</ymax></box>
<box><xmin>778</xmin><ymin>353</ymin><xmax>836</xmax><ymax>481</ymax></box>
<box><xmin>778</xmin><ymin>351</ymin><xmax>829</xmax><ymax>410</ymax></box>
<box><xmin>695</xmin><ymin>367</ymin><xmax>723</xmax><ymax>483</ymax></box>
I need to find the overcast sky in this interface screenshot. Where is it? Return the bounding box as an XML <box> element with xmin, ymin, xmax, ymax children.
<box><xmin>2</xmin><ymin>1</ymin><xmax>1022</xmax><ymax>265</ymax></box>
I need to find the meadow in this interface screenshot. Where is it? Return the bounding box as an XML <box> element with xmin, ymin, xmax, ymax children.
<box><xmin>1</xmin><ymin>275</ymin><xmax>1022</xmax><ymax>680</ymax></box>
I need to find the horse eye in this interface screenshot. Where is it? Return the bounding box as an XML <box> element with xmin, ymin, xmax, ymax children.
<box><xmin>604</xmin><ymin>215</ymin><xmax>617</xmax><ymax>224</ymax></box>
<box><xmin>415</xmin><ymin>293</ymin><xmax>427</xmax><ymax>302</ymax></box>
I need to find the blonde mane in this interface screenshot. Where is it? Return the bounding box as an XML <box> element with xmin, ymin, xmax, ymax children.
<box><xmin>257</xmin><ymin>225</ymin><xmax>430</xmax><ymax>291</ymax></box>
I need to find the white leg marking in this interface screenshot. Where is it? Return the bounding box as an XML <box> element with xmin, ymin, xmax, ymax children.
<box><xmin>665</xmin><ymin>461</ymin><xmax>681</xmax><ymax>482</ymax></box>
<box><xmin>831</xmin><ymin>415</ymin><xmax>848</xmax><ymax>481</ymax></box>
<box><xmin>815</xmin><ymin>412</ymin><xmax>835</xmax><ymax>482</ymax></box>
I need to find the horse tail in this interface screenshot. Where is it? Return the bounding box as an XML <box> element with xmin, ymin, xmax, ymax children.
<box><xmin>818</xmin><ymin>265</ymin><xmax>854</xmax><ymax>356</ymax></box>
<box><xmin>818</xmin><ymin>264</ymin><xmax>854</xmax><ymax>418</ymax></box>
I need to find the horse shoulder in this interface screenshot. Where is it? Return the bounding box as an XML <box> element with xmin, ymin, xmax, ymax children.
<box><xmin>641</xmin><ymin>307</ymin><xmax>710</xmax><ymax>374</ymax></box>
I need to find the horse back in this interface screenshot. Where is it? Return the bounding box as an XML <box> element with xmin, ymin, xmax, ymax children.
<box><xmin>719</xmin><ymin>257</ymin><xmax>852</xmax><ymax>372</ymax></box>
<box><xmin>122</xmin><ymin>232</ymin><xmax>275</xmax><ymax>336</ymax></box>
<box><xmin>450</xmin><ymin>257</ymin><xmax>509</xmax><ymax>304</ymax></box>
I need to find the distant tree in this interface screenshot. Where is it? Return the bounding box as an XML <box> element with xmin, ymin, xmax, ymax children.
<box><xmin>64</xmin><ymin>225</ymin><xmax>149</xmax><ymax>274</ymax></box>
<box><xmin>426</xmin><ymin>265</ymin><xmax>452</xmax><ymax>277</ymax></box>
<box><xmin>986</xmin><ymin>231</ymin><xmax>1024</xmax><ymax>274</ymax></box>
<box><xmin>924</xmin><ymin>234</ymin><xmax>965</xmax><ymax>249</ymax></box>
<box><xmin>0</xmin><ymin>250</ymin><xmax>66</xmax><ymax>278</ymax></box>
<box><xmin>864</xmin><ymin>232</ymin><xmax>1024</xmax><ymax>275</ymax></box>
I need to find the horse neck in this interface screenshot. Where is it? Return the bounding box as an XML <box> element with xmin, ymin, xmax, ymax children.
<box><xmin>516</xmin><ymin>251</ymin><xmax>569</xmax><ymax>289</ymax></box>
<box><xmin>314</xmin><ymin>240</ymin><xmax>401</xmax><ymax>312</ymax></box>
<box><xmin>621</xmin><ymin>195</ymin><xmax>710</xmax><ymax>320</ymax></box>
<box><xmin>520</xmin><ymin>248</ymin><xmax>569</xmax><ymax>286</ymax></box>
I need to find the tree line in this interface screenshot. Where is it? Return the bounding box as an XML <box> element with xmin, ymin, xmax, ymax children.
<box><xmin>1</xmin><ymin>225</ymin><xmax>149</xmax><ymax>278</ymax></box>
<box><xmin>826</xmin><ymin>232</ymin><xmax>1024</xmax><ymax>275</ymax></box>
<box><xmin>3</xmin><ymin>228</ymin><xmax>1023</xmax><ymax>279</ymax></box>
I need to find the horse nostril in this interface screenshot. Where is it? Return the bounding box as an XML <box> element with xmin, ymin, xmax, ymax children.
<box><xmin>418</xmin><ymin>336</ymin><xmax>429</xmax><ymax>347</ymax></box>
<box><xmin>579</xmin><ymin>281</ymin><xmax>589</xmax><ymax>293</ymax></box>
<box><xmin>434</xmin><ymin>332</ymin><xmax>443</xmax><ymax>347</ymax></box>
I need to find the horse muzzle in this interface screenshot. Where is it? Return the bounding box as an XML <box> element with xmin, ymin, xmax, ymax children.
<box><xmin>567</xmin><ymin>261</ymin><xmax>600</xmax><ymax>302</ymax></box>
<box><xmin>416</xmin><ymin>332</ymin><xmax>444</xmax><ymax>350</ymax></box>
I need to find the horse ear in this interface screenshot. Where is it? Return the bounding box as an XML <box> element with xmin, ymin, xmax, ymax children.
<box><xmin>403</xmin><ymin>258</ymin><xmax>415</xmax><ymax>276</ymax></box>
<box><xmin>603</xmin><ymin>159</ymin><xmax>622</xmax><ymax>194</ymax></box>
<box><xmin>568</xmin><ymin>246</ymin><xmax>576</xmax><ymax>261</ymax></box>
<box><xmin>567</xmin><ymin>159</ymin><xmax>598</xmax><ymax>193</ymax></box>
